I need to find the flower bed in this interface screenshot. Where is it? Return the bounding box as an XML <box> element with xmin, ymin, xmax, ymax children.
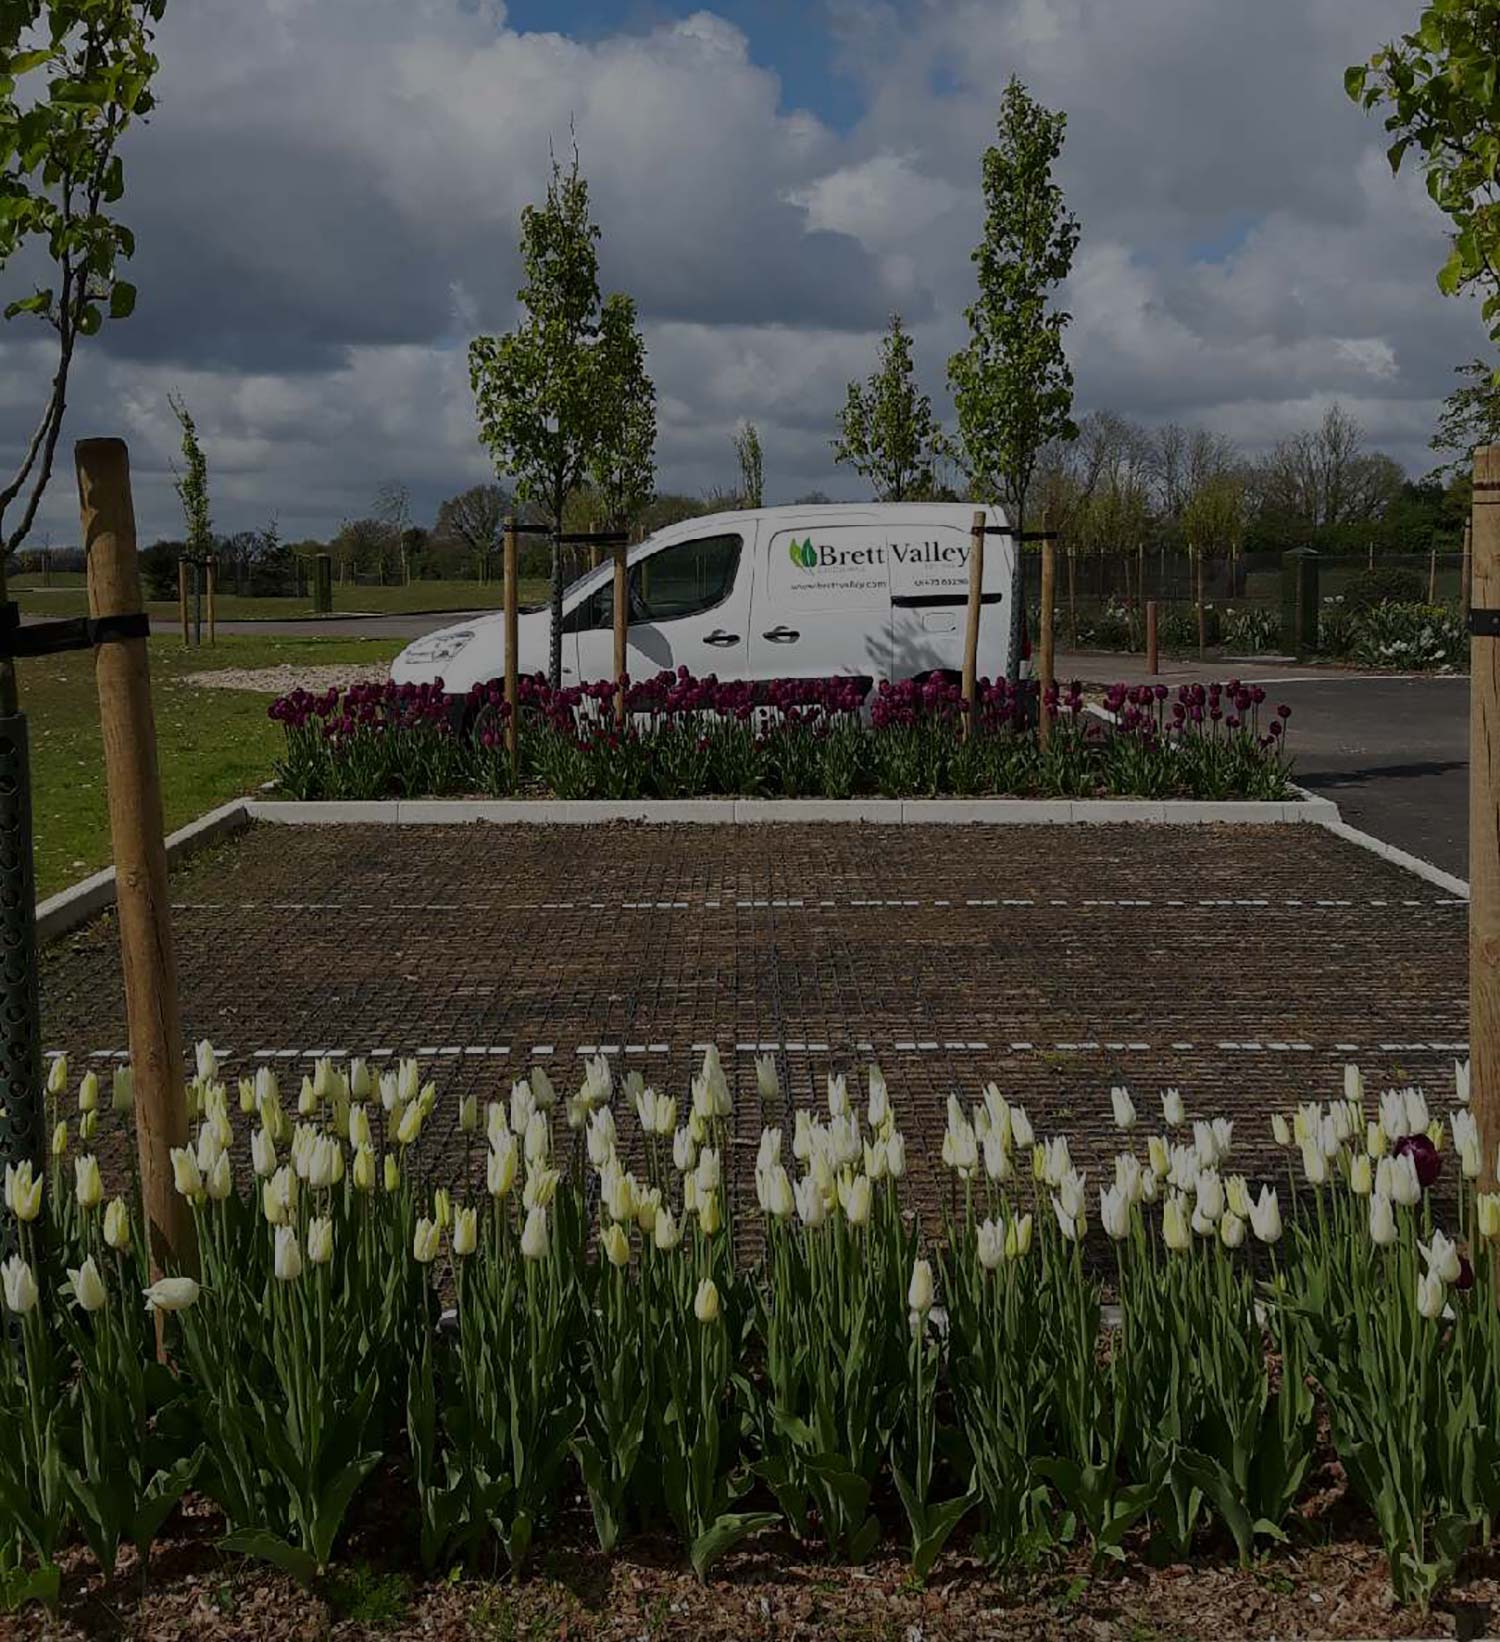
<box><xmin>267</xmin><ymin>672</ymin><xmax>1296</xmax><ymax>803</ymax></box>
<box><xmin>2</xmin><ymin>1048</ymin><xmax>1493</xmax><ymax>1614</ymax></box>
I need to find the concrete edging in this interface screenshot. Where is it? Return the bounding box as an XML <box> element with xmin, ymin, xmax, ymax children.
<box><xmin>36</xmin><ymin>799</ymin><xmax>253</xmax><ymax>945</ymax></box>
<box><xmin>243</xmin><ymin>792</ymin><xmax>1340</xmax><ymax>827</ymax></box>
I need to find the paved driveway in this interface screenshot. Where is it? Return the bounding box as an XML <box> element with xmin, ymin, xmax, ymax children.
<box><xmin>1262</xmin><ymin>676</ymin><xmax>1468</xmax><ymax>881</ymax></box>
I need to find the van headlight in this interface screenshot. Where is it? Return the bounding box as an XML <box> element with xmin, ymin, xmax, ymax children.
<box><xmin>401</xmin><ymin>630</ymin><xmax>474</xmax><ymax>664</ymax></box>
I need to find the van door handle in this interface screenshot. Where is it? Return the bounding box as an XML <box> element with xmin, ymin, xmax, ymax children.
<box><xmin>763</xmin><ymin>626</ymin><xmax>800</xmax><ymax>643</ymax></box>
<box><xmin>703</xmin><ymin>630</ymin><xmax>740</xmax><ymax>647</ymax></box>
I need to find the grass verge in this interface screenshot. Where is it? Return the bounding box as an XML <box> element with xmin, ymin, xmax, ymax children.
<box><xmin>26</xmin><ymin>634</ymin><xmax>399</xmax><ymax>899</ymax></box>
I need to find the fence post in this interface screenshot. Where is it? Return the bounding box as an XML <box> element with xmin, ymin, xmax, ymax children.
<box><xmin>962</xmin><ymin>510</ymin><xmax>985</xmax><ymax>737</ymax></box>
<box><xmin>613</xmin><ymin>543</ymin><xmax>629</xmax><ymax>729</ymax></box>
<box><xmin>1146</xmin><ymin>601</ymin><xmax>1159</xmax><ymax>676</ymax></box>
<box><xmin>1471</xmin><ymin>446</ymin><xmax>1500</xmax><ymax>1193</ymax></box>
<box><xmin>1196</xmin><ymin>546</ymin><xmax>1206</xmax><ymax>659</ymax></box>
<box><xmin>1281</xmin><ymin>548</ymin><xmax>1319</xmax><ymax>657</ymax></box>
<box><xmin>206</xmin><ymin>556</ymin><xmax>216</xmax><ymax>646</ymax></box>
<box><xmin>177</xmin><ymin>557</ymin><xmax>189</xmax><ymax>645</ymax></box>
<box><xmin>312</xmin><ymin>554</ymin><xmax>332</xmax><ymax>616</ymax></box>
<box><xmin>1038</xmin><ymin>519</ymin><xmax>1056</xmax><ymax>748</ymax></box>
<box><xmin>1067</xmin><ymin>535</ymin><xmax>1077</xmax><ymax>649</ymax></box>
<box><xmin>75</xmin><ymin>439</ymin><xmax>197</xmax><ymax>1299</ymax></box>
<box><xmin>504</xmin><ymin>517</ymin><xmax>520</xmax><ymax>779</ymax></box>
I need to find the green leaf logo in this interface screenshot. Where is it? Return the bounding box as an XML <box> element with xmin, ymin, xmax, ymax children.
<box><xmin>789</xmin><ymin>537</ymin><xmax>817</xmax><ymax>571</ymax></box>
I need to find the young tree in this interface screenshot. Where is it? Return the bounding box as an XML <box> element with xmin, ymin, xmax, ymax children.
<box><xmin>470</xmin><ymin>147</ymin><xmax>609</xmax><ymax>685</ymax></box>
<box><xmin>589</xmin><ymin>293</ymin><xmax>657</xmax><ymax>533</ymax></box>
<box><xmin>374</xmin><ymin>480</ymin><xmax>411</xmax><ymax>585</ymax></box>
<box><xmin>169</xmin><ymin>393</ymin><xmax>213</xmax><ymax>560</ymax></box>
<box><xmin>833</xmin><ymin>313</ymin><xmax>947</xmax><ymax>501</ymax></box>
<box><xmin>733</xmin><ymin>422</ymin><xmax>764</xmax><ymax>508</ymax></box>
<box><xmin>948</xmin><ymin>77</ymin><xmax>1080</xmax><ymax>681</ymax></box>
<box><xmin>0</xmin><ymin>0</ymin><xmax>164</xmax><ymax>702</ymax></box>
<box><xmin>1349</xmin><ymin>7</ymin><xmax>1500</xmax><ymax>352</ymax></box>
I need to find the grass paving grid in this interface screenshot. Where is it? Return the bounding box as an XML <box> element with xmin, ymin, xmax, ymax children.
<box><xmin>39</xmin><ymin>819</ymin><xmax>1467</xmax><ymax>1229</ymax></box>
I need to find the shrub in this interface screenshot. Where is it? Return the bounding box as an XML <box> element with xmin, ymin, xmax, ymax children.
<box><xmin>1348</xmin><ymin>602</ymin><xmax>1466</xmax><ymax>672</ymax></box>
<box><xmin>1343</xmin><ymin>565</ymin><xmax>1427</xmax><ymax>614</ymax></box>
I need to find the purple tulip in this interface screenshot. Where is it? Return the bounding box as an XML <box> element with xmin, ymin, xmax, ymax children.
<box><xmin>1396</xmin><ymin>1133</ymin><xmax>1441</xmax><ymax>1189</ymax></box>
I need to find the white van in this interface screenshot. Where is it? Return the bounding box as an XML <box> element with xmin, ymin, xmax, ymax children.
<box><xmin>389</xmin><ymin>503</ymin><xmax>1019</xmax><ymax>692</ymax></box>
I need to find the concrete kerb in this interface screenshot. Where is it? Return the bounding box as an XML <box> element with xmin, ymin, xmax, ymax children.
<box><xmin>38</xmin><ymin>785</ymin><xmax>1467</xmax><ymax>945</ymax></box>
<box><xmin>36</xmin><ymin>798</ymin><xmax>253</xmax><ymax>944</ymax></box>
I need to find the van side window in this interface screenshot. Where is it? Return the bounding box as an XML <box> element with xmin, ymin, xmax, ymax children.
<box><xmin>634</xmin><ymin>534</ymin><xmax>741</xmax><ymax>621</ymax></box>
<box><xmin>561</xmin><ymin>582</ymin><xmax>611</xmax><ymax>634</ymax></box>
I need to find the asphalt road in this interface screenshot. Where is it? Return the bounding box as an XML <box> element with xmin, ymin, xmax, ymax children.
<box><xmin>1266</xmin><ymin>674</ymin><xmax>1468</xmax><ymax>880</ymax></box>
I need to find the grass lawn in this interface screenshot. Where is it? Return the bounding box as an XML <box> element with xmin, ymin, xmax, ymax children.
<box><xmin>11</xmin><ymin>575</ymin><xmax>551</xmax><ymax>622</ymax></box>
<box><xmin>25</xmin><ymin>633</ymin><xmax>399</xmax><ymax>899</ymax></box>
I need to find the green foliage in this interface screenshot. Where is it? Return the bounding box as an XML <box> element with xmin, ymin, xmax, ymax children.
<box><xmin>1344</xmin><ymin>565</ymin><xmax>1428</xmax><ymax>613</ymax></box>
<box><xmin>732</xmin><ymin>422</ymin><xmax>763</xmax><ymax>509</ymax></box>
<box><xmin>0</xmin><ymin>0</ymin><xmax>164</xmax><ymax>550</ymax></box>
<box><xmin>833</xmin><ymin>314</ymin><xmax>947</xmax><ymax>502</ymax></box>
<box><xmin>947</xmin><ymin>77</ymin><xmax>1079</xmax><ymax>523</ymax></box>
<box><xmin>169</xmin><ymin>393</ymin><xmax>212</xmax><ymax>556</ymax></box>
<box><xmin>1428</xmin><ymin>358</ymin><xmax>1500</xmax><ymax>480</ymax></box>
<box><xmin>589</xmin><ymin>294</ymin><xmax>657</xmax><ymax>531</ymax></box>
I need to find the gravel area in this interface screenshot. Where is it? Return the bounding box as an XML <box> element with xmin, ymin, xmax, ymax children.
<box><xmin>181</xmin><ymin>663</ymin><xmax>390</xmax><ymax>694</ymax></box>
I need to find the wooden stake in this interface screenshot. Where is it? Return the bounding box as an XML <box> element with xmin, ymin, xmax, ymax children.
<box><xmin>1429</xmin><ymin>543</ymin><xmax>1438</xmax><ymax>605</ymax></box>
<box><xmin>75</xmin><ymin>439</ymin><xmax>196</xmax><ymax>1299</ymax></box>
<box><xmin>206</xmin><ymin>556</ymin><xmax>217</xmax><ymax>645</ymax></box>
<box><xmin>1471</xmin><ymin>446</ymin><xmax>1500</xmax><ymax>1194</ymax></box>
<box><xmin>612</xmin><ymin>543</ymin><xmax>628</xmax><ymax>729</ymax></box>
<box><xmin>1196</xmin><ymin>547</ymin><xmax>1206</xmax><ymax>659</ymax></box>
<box><xmin>1146</xmin><ymin>600</ymin><xmax>1159</xmax><ymax>676</ymax></box>
<box><xmin>961</xmin><ymin>510</ymin><xmax>985</xmax><ymax>737</ymax></box>
<box><xmin>1038</xmin><ymin>521</ymin><xmax>1056</xmax><ymax>749</ymax></box>
<box><xmin>177</xmin><ymin>557</ymin><xmax>188</xmax><ymax>645</ymax></box>
<box><xmin>504</xmin><ymin>516</ymin><xmax>520</xmax><ymax>778</ymax></box>
<box><xmin>1066</xmin><ymin>536</ymin><xmax>1077</xmax><ymax>649</ymax></box>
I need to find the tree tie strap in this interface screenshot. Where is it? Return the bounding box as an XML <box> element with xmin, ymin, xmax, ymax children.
<box><xmin>0</xmin><ymin>602</ymin><xmax>149</xmax><ymax>658</ymax></box>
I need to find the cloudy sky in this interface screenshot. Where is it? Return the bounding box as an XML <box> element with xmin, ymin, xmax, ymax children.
<box><xmin>0</xmin><ymin>0</ymin><xmax>1484</xmax><ymax>545</ymax></box>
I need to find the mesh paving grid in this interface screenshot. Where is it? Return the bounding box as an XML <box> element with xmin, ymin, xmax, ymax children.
<box><xmin>39</xmin><ymin>820</ymin><xmax>1467</xmax><ymax>1226</ymax></box>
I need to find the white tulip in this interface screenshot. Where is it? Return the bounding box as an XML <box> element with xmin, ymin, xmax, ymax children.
<box><xmin>982</xmin><ymin>1130</ymin><xmax>1012</xmax><ymax>1183</ymax></box>
<box><xmin>1110</xmin><ymin>1085</ymin><xmax>1137</xmax><ymax>1132</ymax></box>
<box><xmin>1195</xmin><ymin>1169</ymin><xmax>1225</xmax><ymax>1223</ymax></box>
<box><xmin>1379</xmin><ymin>1090</ymin><xmax>1409</xmax><ymax>1142</ymax></box>
<box><xmin>1369</xmin><ymin>1190</ymin><xmax>1397</xmax><ymax>1247</ymax></box>
<box><xmin>524</xmin><ymin>1109</ymin><xmax>550</xmax><ymax>1166</ymax></box>
<box><xmin>695</xmin><ymin>1147</ymin><xmax>722</xmax><ymax>1194</ymax></box>
<box><xmin>1053</xmin><ymin>1195</ymin><xmax>1083</xmax><ymax>1242</ymax></box>
<box><xmin>520</xmin><ymin>1205</ymin><xmax>549</xmax><ymax>1260</ymax></box>
<box><xmin>1389</xmin><ymin>1152</ymin><xmax>1422</xmax><ymax>1207</ymax></box>
<box><xmin>1006</xmin><ymin>1213</ymin><xmax>1033</xmax><ymax>1259</ymax></box>
<box><xmin>755</xmin><ymin>1055</ymin><xmax>779</xmax><ymax>1104</ymax></box>
<box><xmin>67</xmin><ymin>1256</ymin><xmax>107</xmax><ymax>1313</ymax></box>
<box><xmin>694</xmin><ymin>1277</ymin><xmax>721</xmax><ymax>1323</ymax></box>
<box><xmin>1250</xmin><ymin>1186</ymin><xmax>1282</xmax><ymax>1244</ymax></box>
<box><xmin>1416</xmin><ymin>1272</ymin><xmax>1446</xmax><ymax>1321</ymax></box>
<box><xmin>1344</xmin><ymin>1063</ymin><xmax>1363</xmax><ymax>1105</ymax></box>
<box><xmin>757</xmin><ymin>1128</ymin><xmax>782</xmax><ymax>1172</ymax></box>
<box><xmin>1271</xmin><ymin>1113</ymin><xmax>1291</xmax><ymax>1147</ymax></box>
<box><xmin>1161</xmin><ymin>1087</ymin><xmax>1184</xmax><ymax>1127</ymax></box>
<box><xmin>586</xmin><ymin>1107</ymin><xmax>616</xmax><ymax>1168</ymax></box>
<box><xmin>1420</xmin><ymin>1229</ymin><xmax>1462</xmax><ymax>1286</ymax></box>
<box><xmin>1300</xmin><ymin>1140</ymin><xmax>1328</xmax><ymax>1188</ymax></box>
<box><xmin>451</xmin><ymin>1207</ymin><xmax>477</xmax><ymax>1258</ymax></box>
<box><xmin>412</xmin><ymin>1218</ymin><xmax>441</xmax><ymax>1264</ymax></box>
<box><xmin>488</xmin><ymin>1133</ymin><xmax>518</xmax><ymax>1197</ymax></box>
<box><xmin>103</xmin><ymin>1197</ymin><xmax>131</xmax><ymax>1250</ymax></box>
<box><xmin>1349</xmin><ymin>1154</ymin><xmax>1372</xmax><ymax>1196</ymax></box>
<box><xmin>352</xmin><ymin>1146</ymin><xmax>376</xmax><ymax>1192</ymax></box>
<box><xmin>46</xmin><ymin>1054</ymin><xmax>68</xmax><ymax>1095</ymax></box>
<box><xmin>908</xmin><ymin>1258</ymin><xmax>934</xmax><ymax>1315</ymax></box>
<box><xmin>73</xmin><ymin>1154</ymin><xmax>103</xmax><ymax>1211</ymax></box>
<box><xmin>194</xmin><ymin>1040</ymin><xmax>217</xmax><ymax>1082</ymax></box>
<box><xmin>2</xmin><ymin>1255</ymin><xmax>38</xmax><ymax>1314</ymax></box>
<box><xmin>976</xmin><ymin>1218</ymin><xmax>1004</xmax><ymax>1271</ymax></box>
<box><xmin>886</xmin><ymin>1131</ymin><xmax>906</xmax><ymax>1178</ymax></box>
<box><xmin>1100</xmin><ymin>1183</ymin><xmax>1130</xmax><ymax>1241</ymax></box>
<box><xmin>1147</xmin><ymin>1135</ymin><xmax>1171</xmax><ymax>1178</ymax></box>
<box><xmin>307</xmin><ymin>1216</ymin><xmax>334</xmax><ymax>1265</ymax></box>
<box><xmin>1220</xmin><ymin>1211</ymin><xmax>1247</xmax><ymax>1250</ymax></box>
<box><xmin>982</xmin><ymin>1084</ymin><xmax>1010</xmax><ymax>1146</ymax></box>
<box><xmin>143</xmin><ymin>1275</ymin><xmax>198</xmax><ymax>1313</ymax></box>
<box><xmin>673</xmin><ymin>1124</ymin><xmax>698</xmax><ymax>1173</ymax></box>
<box><xmin>1040</xmin><ymin>1135</ymin><xmax>1071</xmax><ymax>1187</ymax></box>
<box><xmin>867</xmin><ymin>1066</ymin><xmax>890</xmax><ymax>1132</ymax></box>
<box><xmin>794</xmin><ymin>1174</ymin><xmax>826</xmax><ymax>1228</ymax></box>
<box><xmin>1010</xmin><ymin>1106</ymin><xmax>1034</xmax><ymax>1149</ymax></box>
<box><xmin>1455</xmin><ymin>1059</ymin><xmax>1471</xmax><ymax>1106</ymax></box>
<box><xmin>654</xmin><ymin>1206</ymin><xmax>682</xmax><ymax>1250</ymax></box>
<box><xmin>1162</xmin><ymin>1195</ymin><xmax>1191</xmax><ymax>1252</ymax></box>
<box><xmin>273</xmin><ymin>1226</ymin><xmax>304</xmax><ymax>1281</ymax></box>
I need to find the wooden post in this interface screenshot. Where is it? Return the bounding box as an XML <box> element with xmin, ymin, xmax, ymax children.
<box><xmin>75</xmin><ymin>440</ymin><xmax>196</xmax><ymax>1300</ymax></box>
<box><xmin>1464</xmin><ymin>519</ymin><xmax>1474</xmax><ymax>615</ymax></box>
<box><xmin>1472</xmin><ymin>447</ymin><xmax>1500</xmax><ymax>1193</ymax></box>
<box><xmin>612</xmin><ymin>542</ymin><xmax>628</xmax><ymax>729</ymax></box>
<box><xmin>1196</xmin><ymin>547</ymin><xmax>1206</xmax><ymax>659</ymax></box>
<box><xmin>206</xmin><ymin>556</ymin><xmax>217</xmax><ymax>645</ymax></box>
<box><xmin>961</xmin><ymin>510</ymin><xmax>985</xmax><ymax>737</ymax></box>
<box><xmin>1038</xmin><ymin>521</ymin><xmax>1056</xmax><ymax>749</ymax></box>
<box><xmin>1146</xmin><ymin>601</ymin><xmax>1159</xmax><ymax>676</ymax></box>
<box><xmin>177</xmin><ymin>557</ymin><xmax>189</xmax><ymax>645</ymax></box>
<box><xmin>504</xmin><ymin>516</ymin><xmax>520</xmax><ymax>778</ymax></box>
<box><xmin>1429</xmin><ymin>543</ymin><xmax>1438</xmax><ymax>605</ymax></box>
<box><xmin>1066</xmin><ymin>537</ymin><xmax>1077</xmax><ymax>649</ymax></box>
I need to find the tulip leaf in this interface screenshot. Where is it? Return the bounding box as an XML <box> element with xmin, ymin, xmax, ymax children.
<box><xmin>312</xmin><ymin>1450</ymin><xmax>383</xmax><ymax>1569</ymax></box>
<box><xmin>219</xmin><ymin>1528</ymin><xmax>319</xmax><ymax>1587</ymax></box>
<box><xmin>689</xmin><ymin>1510</ymin><xmax>779</xmax><ymax>1581</ymax></box>
<box><xmin>0</xmin><ymin>1561</ymin><xmax>60</xmax><ymax>1615</ymax></box>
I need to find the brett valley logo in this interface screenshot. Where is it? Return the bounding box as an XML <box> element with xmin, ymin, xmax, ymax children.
<box><xmin>786</xmin><ymin>535</ymin><xmax>968</xmax><ymax>572</ymax></box>
<box><xmin>788</xmin><ymin>537</ymin><xmax>818</xmax><ymax>571</ymax></box>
